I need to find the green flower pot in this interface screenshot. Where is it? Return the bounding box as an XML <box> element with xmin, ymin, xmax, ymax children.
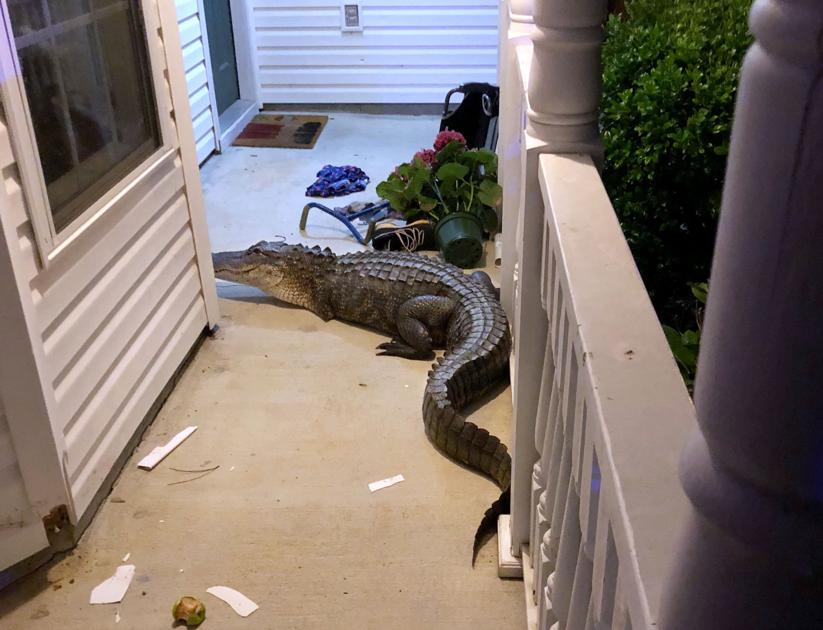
<box><xmin>434</xmin><ymin>212</ymin><xmax>484</xmax><ymax>269</ymax></box>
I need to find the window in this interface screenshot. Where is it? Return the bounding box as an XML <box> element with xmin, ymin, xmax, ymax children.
<box><xmin>8</xmin><ymin>0</ymin><xmax>161</xmax><ymax>233</ymax></box>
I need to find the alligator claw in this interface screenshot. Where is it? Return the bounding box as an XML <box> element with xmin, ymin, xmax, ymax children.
<box><xmin>376</xmin><ymin>340</ymin><xmax>433</xmax><ymax>360</ymax></box>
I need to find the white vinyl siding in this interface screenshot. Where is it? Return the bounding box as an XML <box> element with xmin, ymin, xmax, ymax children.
<box><xmin>0</xmin><ymin>13</ymin><xmax>213</xmax><ymax>519</ymax></box>
<box><xmin>253</xmin><ymin>0</ymin><xmax>499</xmax><ymax>104</ymax></box>
<box><xmin>177</xmin><ymin>0</ymin><xmax>220</xmax><ymax>163</ymax></box>
<box><xmin>0</xmin><ymin>397</ymin><xmax>49</xmax><ymax>572</ymax></box>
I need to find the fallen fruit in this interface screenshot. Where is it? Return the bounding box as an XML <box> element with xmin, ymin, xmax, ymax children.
<box><xmin>172</xmin><ymin>596</ymin><xmax>206</xmax><ymax>626</ymax></box>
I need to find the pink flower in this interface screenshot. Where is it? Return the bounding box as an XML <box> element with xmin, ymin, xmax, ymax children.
<box><xmin>413</xmin><ymin>148</ymin><xmax>437</xmax><ymax>166</ymax></box>
<box><xmin>433</xmin><ymin>130</ymin><xmax>467</xmax><ymax>152</ymax></box>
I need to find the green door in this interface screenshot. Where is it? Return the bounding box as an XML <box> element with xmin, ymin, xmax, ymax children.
<box><xmin>204</xmin><ymin>0</ymin><xmax>240</xmax><ymax>115</ymax></box>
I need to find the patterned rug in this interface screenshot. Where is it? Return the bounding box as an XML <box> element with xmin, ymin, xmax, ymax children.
<box><xmin>233</xmin><ymin>114</ymin><xmax>328</xmax><ymax>149</ymax></box>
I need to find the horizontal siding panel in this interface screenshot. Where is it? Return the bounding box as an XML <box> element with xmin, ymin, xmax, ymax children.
<box><xmin>252</xmin><ymin>2</ymin><xmax>498</xmax><ymax>103</ymax></box>
<box><xmin>177</xmin><ymin>3</ymin><xmax>217</xmax><ymax>163</ymax></box>
<box><xmin>65</xmin><ymin>263</ymin><xmax>203</xmax><ymax>481</ymax></box>
<box><xmin>192</xmin><ymin>108</ymin><xmax>214</xmax><ymax>144</ymax></box>
<box><xmin>256</xmin><ymin>28</ymin><xmax>498</xmax><ymax>48</ymax></box>
<box><xmin>186</xmin><ymin>63</ymin><xmax>209</xmax><ymax>99</ymax></box>
<box><xmin>32</xmin><ymin>156</ymin><xmax>183</xmax><ymax>330</ymax></box>
<box><xmin>176</xmin><ymin>0</ymin><xmax>199</xmax><ymax>22</ymax></box>
<box><xmin>182</xmin><ymin>38</ymin><xmax>207</xmax><ymax>72</ymax></box>
<box><xmin>255</xmin><ymin>7</ymin><xmax>498</xmax><ymax>28</ymax></box>
<box><xmin>260</xmin><ymin>66</ymin><xmax>497</xmax><ymax>87</ymax></box>
<box><xmin>70</xmin><ymin>294</ymin><xmax>207</xmax><ymax>516</ymax></box>
<box><xmin>196</xmin><ymin>131</ymin><xmax>217</xmax><ymax>164</ymax></box>
<box><xmin>178</xmin><ymin>13</ymin><xmax>202</xmax><ymax>49</ymax></box>
<box><xmin>189</xmin><ymin>84</ymin><xmax>212</xmax><ymax>122</ymax></box>
<box><xmin>261</xmin><ymin>84</ymin><xmax>490</xmax><ymax>103</ymax></box>
<box><xmin>44</xmin><ymin>194</ymin><xmax>190</xmax><ymax>383</ymax></box>
<box><xmin>56</xmin><ymin>227</ymin><xmax>196</xmax><ymax>430</ymax></box>
<box><xmin>258</xmin><ymin>47</ymin><xmax>496</xmax><ymax>67</ymax></box>
<box><xmin>253</xmin><ymin>0</ymin><xmax>496</xmax><ymax>6</ymax></box>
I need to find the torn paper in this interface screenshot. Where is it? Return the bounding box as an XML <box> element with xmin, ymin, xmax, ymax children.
<box><xmin>207</xmin><ymin>586</ymin><xmax>259</xmax><ymax>617</ymax></box>
<box><xmin>368</xmin><ymin>474</ymin><xmax>405</xmax><ymax>492</ymax></box>
<box><xmin>137</xmin><ymin>426</ymin><xmax>197</xmax><ymax>470</ymax></box>
<box><xmin>90</xmin><ymin>565</ymin><xmax>135</xmax><ymax>604</ymax></box>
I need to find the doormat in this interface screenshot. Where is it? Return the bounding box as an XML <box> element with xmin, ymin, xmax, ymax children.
<box><xmin>233</xmin><ymin>114</ymin><xmax>328</xmax><ymax>149</ymax></box>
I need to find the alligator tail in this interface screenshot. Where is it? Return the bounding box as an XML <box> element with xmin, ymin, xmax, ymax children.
<box><xmin>472</xmin><ymin>486</ymin><xmax>510</xmax><ymax>566</ymax></box>
<box><xmin>423</xmin><ymin>378</ymin><xmax>513</xmax><ymax>564</ymax></box>
<box><xmin>422</xmin><ymin>390</ymin><xmax>512</xmax><ymax>490</ymax></box>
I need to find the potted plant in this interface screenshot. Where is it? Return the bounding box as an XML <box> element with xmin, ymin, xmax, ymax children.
<box><xmin>376</xmin><ymin>131</ymin><xmax>502</xmax><ymax>268</ymax></box>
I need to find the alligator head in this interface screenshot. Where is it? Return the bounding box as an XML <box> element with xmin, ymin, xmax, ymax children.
<box><xmin>212</xmin><ymin>241</ymin><xmax>335</xmax><ymax>309</ymax></box>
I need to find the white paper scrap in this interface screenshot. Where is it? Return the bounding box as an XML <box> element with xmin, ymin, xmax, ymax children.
<box><xmin>122</xmin><ymin>553</ymin><xmax>130</xmax><ymax>562</ymax></box>
<box><xmin>368</xmin><ymin>474</ymin><xmax>405</xmax><ymax>493</ymax></box>
<box><xmin>90</xmin><ymin>565</ymin><xmax>135</xmax><ymax>605</ymax></box>
<box><xmin>137</xmin><ymin>426</ymin><xmax>197</xmax><ymax>470</ymax></box>
<box><xmin>115</xmin><ymin>610</ymin><xmax>121</xmax><ymax>624</ymax></box>
<box><xmin>207</xmin><ymin>586</ymin><xmax>259</xmax><ymax>617</ymax></box>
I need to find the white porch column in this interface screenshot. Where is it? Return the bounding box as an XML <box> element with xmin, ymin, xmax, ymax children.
<box><xmin>527</xmin><ymin>0</ymin><xmax>605</xmax><ymax>158</ymax></box>
<box><xmin>660</xmin><ymin>1</ymin><xmax>823</xmax><ymax>627</ymax></box>
<box><xmin>507</xmin><ymin>0</ymin><xmax>606</xmax><ymax>559</ymax></box>
<box><xmin>509</xmin><ymin>0</ymin><xmax>535</xmax><ymax>28</ymax></box>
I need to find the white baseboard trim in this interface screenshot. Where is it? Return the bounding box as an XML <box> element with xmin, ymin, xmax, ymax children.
<box><xmin>498</xmin><ymin>514</ymin><xmax>524</xmax><ymax>578</ymax></box>
<box><xmin>218</xmin><ymin>100</ymin><xmax>258</xmax><ymax>150</ymax></box>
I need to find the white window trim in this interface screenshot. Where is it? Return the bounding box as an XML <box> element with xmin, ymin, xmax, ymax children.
<box><xmin>0</xmin><ymin>0</ymin><xmax>177</xmax><ymax>267</ymax></box>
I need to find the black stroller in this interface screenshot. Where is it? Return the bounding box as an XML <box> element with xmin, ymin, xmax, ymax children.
<box><xmin>439</xmin><ymin>82</ymin><xmax>500</xmax><ymax>151</ymax></box>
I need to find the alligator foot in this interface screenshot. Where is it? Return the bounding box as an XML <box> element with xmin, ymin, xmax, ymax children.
<box><xmin>376</xmin><ymin>339</ymin><xmax>435</xmax><ymax>360</ymax></box>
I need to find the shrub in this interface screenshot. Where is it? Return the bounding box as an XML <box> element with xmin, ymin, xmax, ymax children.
<box><xmin>601</xmin><ymin>0</ymin><xmax>752</xmax><ymax>328</ymax></box>
<box><xmin>663</xmin><ymin>281</ymin><xmax>708</xmax><ymax>390</ymax></box>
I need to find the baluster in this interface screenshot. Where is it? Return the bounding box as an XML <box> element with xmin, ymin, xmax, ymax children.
<box><xmin>531</xmin><ymin>348</ymin><xmax>557</xmax><ymax>575</ymax></box>
<box><xmin>660</xmin><ymin>1</ymin><xmax>823</xmax><ymax>628</ymax></box>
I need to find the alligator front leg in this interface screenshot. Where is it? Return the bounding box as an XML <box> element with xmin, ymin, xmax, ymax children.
<box><xmin>376</xmin><ymin>295</ymin><xmax>455</xmax><ymax>360</ymax></box>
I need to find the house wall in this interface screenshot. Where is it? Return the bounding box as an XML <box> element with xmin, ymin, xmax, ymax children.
<box><xmin>176</xmin><ymin>0</ymin><xmax>220</xmax><ymax>163</ymax></box>
<box><xmin>0</xmin><ymin>395</ymin><xmax>48</xmax><ymax>573</ymax></box>
<box><xmin>0</xmin><ymin>2</ymin><xmax>217</xmax><ymax>524</ymax></box>
<box><xmin>252</xmin><ymin>0</ymin><xmax>499</xmax><ymax>104</ymax></box>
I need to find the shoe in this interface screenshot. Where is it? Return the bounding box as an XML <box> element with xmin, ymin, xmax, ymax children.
<box><xmin>371</xmin><ymin>220</ymin><xmax>436</xmax><ymax>252</ymax></box>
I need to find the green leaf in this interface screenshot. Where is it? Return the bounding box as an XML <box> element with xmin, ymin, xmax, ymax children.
<box><xmin>462</xmin><ymin>149</ymin><xmax>498</xmax><ymax>173</ymax></box>
<box><xmin>663</xmin><ymin>325</ymin><xmax>698</xmax><ymax>371</ymax></box>
<box><xmin>689</xmin><ymin>282</ymin><xmax>709</xmax><ymax>304</ymax></box>
<box><xmin>436</xmin><ymin>162</ymin><xmax>469</xmax><ymax>183</ymax></box>
<box><xmin>434</xmin><ymin>140</ymin><xmax>466</xmax><ymax>165</ymax></box>
<box><xmin>477</xmin><ymin>179</ymin><xmax>502</xmax><ymax>208</ymax></box>
<box><xmin>418</xmin><ymin>195</ymin><xmax>439</xmax><ymax>213</ymax></box>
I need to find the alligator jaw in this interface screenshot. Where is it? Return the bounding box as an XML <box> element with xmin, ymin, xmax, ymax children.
<box><xmin>212</xmin><ymin>250</ymin><xmax>256</xmax><ymax>281</ymax></box>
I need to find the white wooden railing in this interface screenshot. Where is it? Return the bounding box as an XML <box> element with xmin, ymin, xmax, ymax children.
<box><xmin>499</xmin><ymin>1</ymin><xmax>823</xmax><ymax>629</ymax></box>
<box><xmin>497</xmin><ymin>1</ymin><xmax>695</xmax><ymax>628</ymax></box>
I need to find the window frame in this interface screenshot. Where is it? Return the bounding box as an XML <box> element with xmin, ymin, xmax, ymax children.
<box><xmin>0</xmin><ymin>0</ymin><xmax>176</xmax><ymax>266</ymax></box>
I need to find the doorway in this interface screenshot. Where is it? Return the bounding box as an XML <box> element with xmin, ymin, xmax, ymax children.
<box><xmin>204</xmin><ymin>0</ymin><xmax>240</xmax><ymax>116</ymax></box>
<box><xmin>198</xmin><ymin>0</ymin><xmax>258</xmax><ymax>155</ymax></box>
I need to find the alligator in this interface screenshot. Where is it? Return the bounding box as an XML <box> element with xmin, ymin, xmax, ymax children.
<box><xmin>212</xmin><ymin>242</ymin><xmax>512</xmax><ymax>563</ymax></box>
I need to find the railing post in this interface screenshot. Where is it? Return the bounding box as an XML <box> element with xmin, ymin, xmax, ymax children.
<box><xmin>499</xmin><ymin>0</ymin><xmax>534</xmax><ymax>318</ymax></box>
<box><xmin>507</xmin><ymin>0</ymin><xmax>607</xmax><ymax>564</ymax></box>
<box><xmin>660</xmin><ymin>1</ymin><xmax>823</xmax><ymax>628</ymax></box>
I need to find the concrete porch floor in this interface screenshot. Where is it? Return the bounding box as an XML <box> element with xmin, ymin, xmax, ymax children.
<box><xmin>0</xmin><ymin>113</ymin><xmax>524</xmax><ymax>628</ymax></box>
